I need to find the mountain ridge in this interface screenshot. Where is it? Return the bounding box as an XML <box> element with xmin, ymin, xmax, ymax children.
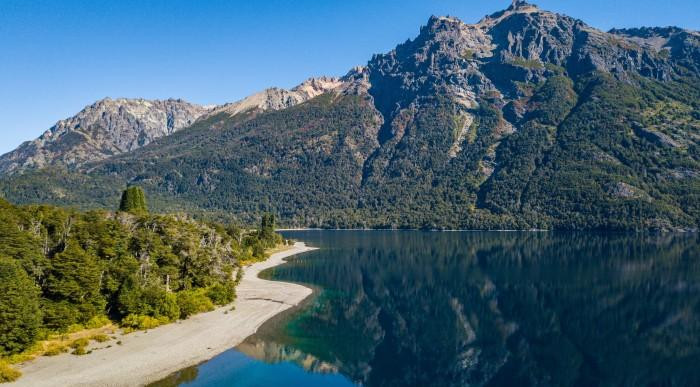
<box><xmin>0</xmin><ymin>98</ymin><xmax>211</xmax><ymax>174</ymax></box>
<box><xmin>1</xmin><ymin>1</ymin><xmax>698</xmax><ymax>231</ymax></box>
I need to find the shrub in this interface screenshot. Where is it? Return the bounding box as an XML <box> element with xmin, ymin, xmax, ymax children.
<box><xmin>43</xmin><ymin>343</ymin><xmax>68</xmax><ymax>356</ymax></box>
<box><xmin>176</xmin><ymin>289</ymin><xmax>214</xmax><ymax>319</ymax></box>
<box><xmin>66</xmin><ymin>324</ymin><xmax>85</xmax><ymax>334</ymax></box>
<box><xmin>70</xmin><ymin>338</ymin><xmax>90</xmax><ymax>356</ymax></box>
<box><xmin>90</xmin><ymin>334</ymin><xmax>110</xmax><ymax>343</ymax></box>
<box><xmin>206</xmin><ymin>282</ymin><xmax>236</xmax><ymax>305</ymax></box>
<box><xmin>70</xmin><ymin>338</ymin><xmax>90</xmax><ymax>349</ymax></box>
<box><xmin>85</xmin><ymin>316</ymin><xmax>111</xmax><ymax>329</ymax></box>
<box><xmin>117</xmin><ymin>285</ymin><xmax>180</xmax><ymax>322</ymax></box>
<box><xmin>120</xmin><ymin>314</ymin><xmax>168</xmax><ymax>330</ymax></box>
<box><xmin>0</xmin><ymin>361</ymin><xmax>21</xmax><ymax>382</ymax></box>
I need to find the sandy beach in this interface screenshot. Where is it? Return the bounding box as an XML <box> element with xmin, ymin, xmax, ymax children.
<box><xmin>10</xmin><ymin>242</ymin><xmax>317</xmax><ymax>387</ymax></box>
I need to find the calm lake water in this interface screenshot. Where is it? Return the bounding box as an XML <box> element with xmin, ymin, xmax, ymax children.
<box><xmin>153</xmin><ymin>231</ymin><xmax>700</xmax><ymax>387</ymax></box>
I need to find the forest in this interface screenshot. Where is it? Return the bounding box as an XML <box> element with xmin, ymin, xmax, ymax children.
<box><xmin>0</xmin><ymin>187</ymin><xmax>282</xmax><ymax>380</ymax></box>
<box><xmin>2</xmin><ymin>72</ymin><xmax>697</xmax><ymax>231</ymax></box>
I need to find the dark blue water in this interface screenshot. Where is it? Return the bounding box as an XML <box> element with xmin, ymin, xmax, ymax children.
<box><xmin>153</xmin><ymin>231</ymin><xmax>700</xmax><ymax>387</ymax></box>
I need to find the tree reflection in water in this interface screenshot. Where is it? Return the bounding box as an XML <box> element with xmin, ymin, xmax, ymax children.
<box><xmin>243</xmin><ymin>231</ymin><xmax>700</xmax><ymax>387</ymax></box>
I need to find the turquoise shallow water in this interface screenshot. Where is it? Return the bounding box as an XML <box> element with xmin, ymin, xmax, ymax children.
<box><xmin>153</xmin><ymin>231</ymin><xmax>700</xmax><ymax>387</ymax></box>
<box><xmin>157</xmin><ymin>349</ymin><xmax>355</xmax><ymax>387</ymax></box>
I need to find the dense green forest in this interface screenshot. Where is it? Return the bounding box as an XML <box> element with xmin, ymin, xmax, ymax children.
<box><xmin>0</xmin><ymin>189</ymin><xmax>282</xmax><ymax>368</ymax></box>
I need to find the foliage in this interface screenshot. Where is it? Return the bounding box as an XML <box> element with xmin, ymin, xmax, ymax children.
<box><xmin>44</xmin><ymin>243</ymin><xmax>105</xmax><ymax>329</ymax></box>
<box><xmin>0</xmin><ymin>197</ymin><xmax>281</xmax><ymax>359</ymax></box>
<box><xmin>117</xmin><ymin>285</ymin><xmax>180</xmax><ymax>322</ymax></box>
<box><xmin>0</xmin><ymin>257</ymin><xmax>41</xmax><ymax>356</ymax></box>
<box><xmin>206</xmin><ymin>282</ymin><xmax>236</xmax><ymax>306</ymax></box>
<box><xmin>0</xmin><ymin>360</ymin><xmax>21</xmax><ymax>383</ymax></box>
<box><xmin>90</xmin><ymin>334</ymin><xmax>110</xmax><ymax>343</ymax></box>
<box><xmin>121</xmin><ymin>314</ymin><xmax>168</xmax><ymax>330</ymax></box>
<box><xmin>119</xmin><ymin>186</ymin><xmax>148</xmax><ymax>213</ymax></box>
<box><xmin>176</xmin><ymin>289</ymin><xmax>215</xmax><ymax>319</ymax></box>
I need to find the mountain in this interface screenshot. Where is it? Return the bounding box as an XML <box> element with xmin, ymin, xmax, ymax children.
<box><xmin>0</xmin><ymin>98</ymin><xmax>211</xmax><ymax>174</ymax></box>
<box><xmin>1</xmin><ymin>0</ymin><xmax>699</xmax><ymax>231</ymax></box>
<box><xmin>0</xmin><ymin>76</ymin><xmax>359</xmax><ymax>175</ymax></box>
<box><xmin>205</xmin><ymin>76</ymin><xmax>349</xmax><ymax>118</ymax></box>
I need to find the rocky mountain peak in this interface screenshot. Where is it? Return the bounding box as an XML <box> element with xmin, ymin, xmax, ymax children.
<box><xmin>363</xmin><ymin>1</ymin><xmax>699</xmax><ymax>155</ymax></box>
<box><xmin>508</xmin><ymin>0</ymin><xmax>535</xmax><ymax>11</ymax></box>
<box><xmin>0</xmin><ymin>98</ymin><xmax>210</xmax><ymax>174</ymax></box>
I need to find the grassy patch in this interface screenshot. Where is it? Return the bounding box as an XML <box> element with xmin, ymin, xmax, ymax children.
<box><xmin>509</xmin><ymin>57</ymin><xmax>544</xmax><ymax>69</ymax></box>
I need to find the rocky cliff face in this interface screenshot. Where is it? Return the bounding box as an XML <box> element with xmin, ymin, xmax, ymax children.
<box><xmin>365</xmin><ymin>0</ymin><xmax>696</xmax><ymax>140</ymax></box>
<box><xmin>0</xmin><ymin>98</ymin><xmax>211</xmax><ymax>174</ymax></box>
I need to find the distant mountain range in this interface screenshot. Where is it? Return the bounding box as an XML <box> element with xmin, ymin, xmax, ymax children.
<box><xmin>2</xmin><ymin>0</ymin><xmax>698</xmax><ymax>231</ymax></box>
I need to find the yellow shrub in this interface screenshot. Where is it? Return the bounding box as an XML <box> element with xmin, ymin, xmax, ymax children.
<box><xmin>121</xmin><ymin>314</ymin><xmax>167</xmax><ymax>330</ymax></box>
<box><xmin>90</xmin><ymin>334</ymin><xmax>110</xmax><ymax>343</ymax></box>
<box><xmin>70</xmin><ymin>338</ymin><xmax>90</xmax><ymax>349</ymax></box>
<box><xmin>65</xmin><ymin>324</ymin><xmax>85</xmax><ymax>334</ymax></box>
<box><xmin>0</xmin><ymin>361</ymin><xmax>21</xmax><ymax>382</ymax></box>
<box><xmin>85</xmin><ymin>316</ymin><xmax>111</xmax><ymax>329</ymax></box>
<box><xmin>44</xmin><ymin>343</ymin><xmax>68</xmax><ymax>356</ymax></box>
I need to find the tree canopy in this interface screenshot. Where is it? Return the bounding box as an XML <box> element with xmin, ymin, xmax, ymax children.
<box><xmin>119</xmin><ymin>186</ymin><xmax>148</xmax><ymax>214</ymax></box>
<box><xmin>0</xmin><ymin>196</ymin><xmax>283</xmax><ymax>356</ymax></box>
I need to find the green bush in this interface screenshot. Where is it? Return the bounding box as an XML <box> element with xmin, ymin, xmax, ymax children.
<box><xmin>206</xmin><ymin>282</ymin><xmax>236</xmax><ymax>305</ymax></box>
<box><xmin>117</xmin><ymin>284</ymin><xmax>180</xmax><ymax>322</ymax></box>
<box><xmin>176</xmin><ymin>289</ymin><xmax>215</xmax><ymax>319</ymax></box>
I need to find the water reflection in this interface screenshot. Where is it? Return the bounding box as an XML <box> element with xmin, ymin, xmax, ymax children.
<box><xmin>245</xmin><ymin>231</ymin><xmax>700</xmax><ymax>387</ymax></box>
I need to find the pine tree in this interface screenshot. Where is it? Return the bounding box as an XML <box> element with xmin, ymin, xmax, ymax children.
<box><xmin>0</xmin><ymin>257</ymin><xmax>41</xmax><ymax>355</ymax></box>
<box><xmin>119</xmin><ymin>186</ymin><xmax>148</xmax><ymax>214</ymax></box>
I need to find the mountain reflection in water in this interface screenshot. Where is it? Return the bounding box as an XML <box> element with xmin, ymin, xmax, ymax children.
<box><xmin>155</xmin><ymin>231</ymin><xmax>700</xmax><ymax>387</ymax></box>
<box><xmin>252</xmin><ymin>231</ymin><xmax>700</xmax><ymax>387</ymax></box>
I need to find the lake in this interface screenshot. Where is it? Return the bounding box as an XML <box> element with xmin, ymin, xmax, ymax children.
<box><xmin>152</xmin><ymin>231</ymin><xmax>700</xmax><ymax>386</ymax></box>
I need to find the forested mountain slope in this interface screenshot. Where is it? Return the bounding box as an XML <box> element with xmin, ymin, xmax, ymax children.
<box><xmin>2</xmin><ymin>1</ymin><xmax>698</xmax><ymax>230</ymax></box>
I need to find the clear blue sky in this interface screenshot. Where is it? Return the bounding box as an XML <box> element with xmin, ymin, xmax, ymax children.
<box><xmin>1</xmin><ymin>0</ymin><xmax>698</xmax><ymax>154</ymax></box>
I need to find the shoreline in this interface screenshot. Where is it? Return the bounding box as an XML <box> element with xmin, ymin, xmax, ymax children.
<box><xmin>10</xmin><ymin>242</ymin><xmax>317</xmax><ymax>387</ymax></box>
<box><xmin>278</xmin><ymin>228</ymin><xmax>552</xmax><ymax>232</ymax></box>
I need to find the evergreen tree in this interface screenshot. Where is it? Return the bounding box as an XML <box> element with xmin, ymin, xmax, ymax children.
<box><xmin>119</xmin><ymin>186</ymin><xmax>148</xmax><ymax>214</ymax></box>
<box><xmin>44</xmin><ymin>242</ymin><xmax>105</xmax><ymax>328</ymax></box>
<box><xmin>0</xmin><ymin>257</ymin><xmax>41</xmax><ymax>355</ymax></box>
<box><xmin>258</xmin><ymin>213</ymin><xmax>280</xmax><ymax>247</ymax></box>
